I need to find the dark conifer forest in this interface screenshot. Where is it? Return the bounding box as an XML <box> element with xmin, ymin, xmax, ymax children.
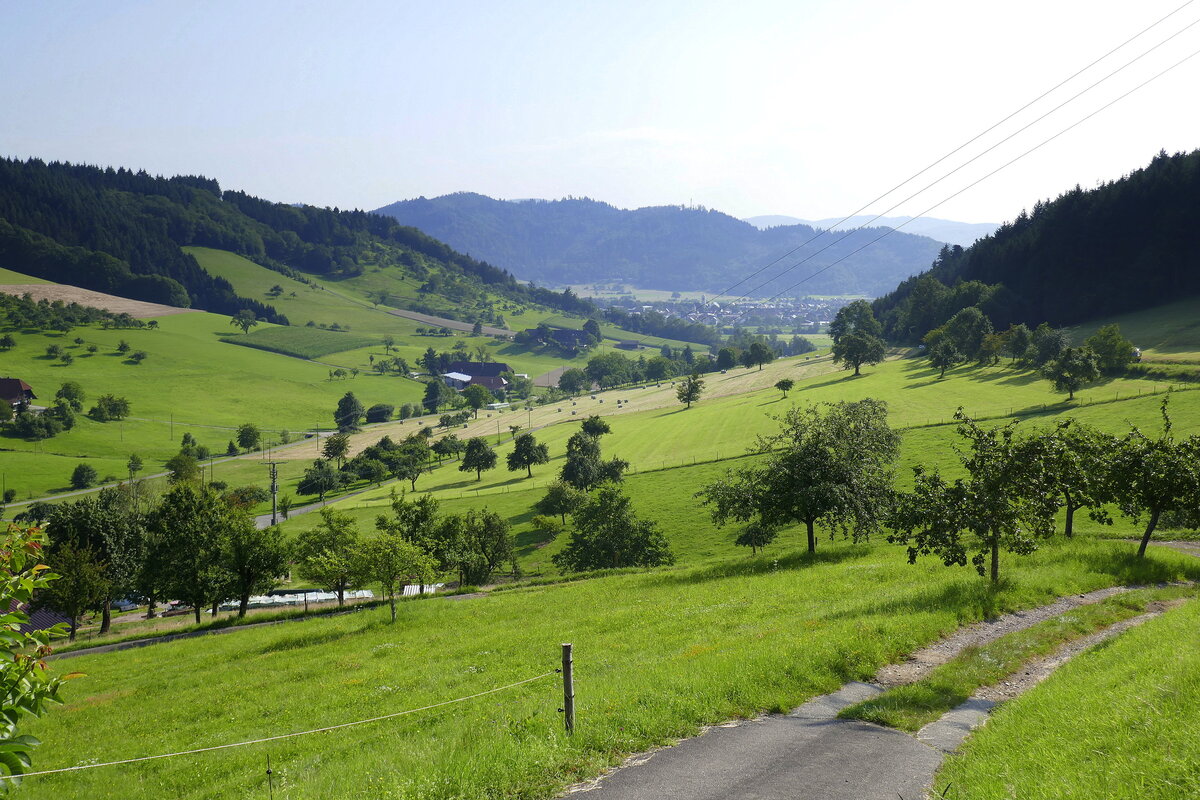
<box><xmin>873</xmin><ymin>149</ymin><xmax>1200</xmax><ymax>342</ymax></box>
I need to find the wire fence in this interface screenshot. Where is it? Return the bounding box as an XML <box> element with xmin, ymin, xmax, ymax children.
<box><xmin>0</xmin><ymin>669</ymin><xmax>559</xmax><ymax>783</ymax></box>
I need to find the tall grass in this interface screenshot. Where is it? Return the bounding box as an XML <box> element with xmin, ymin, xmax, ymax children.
<box><xmin>937</xmin><ymin>596</ymin><xmax>1200</xmax><ymax>799</ymax></box>
<box><xmin>21</xmin><ymin>538</ymin><xmax>1200</xmax><ymax>799</ymax></box>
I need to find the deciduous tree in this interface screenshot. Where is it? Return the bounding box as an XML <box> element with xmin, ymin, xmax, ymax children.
<box><xmin>1042</xmin><ymin>346</ymin><xmax>1100</xmax><ymax>401</ymax></box>
<box><xmin>832</xmin><ymin>331</ymin><xmax>886</xmax><ymax>376</ymax></box>
<box><xmin>553</xmin><ymin>483</ymin><xmax>674</xmax><ymax>571</ymax></box>
<box><xmin>889</xmin><ymin>411</ymin><xmax>1060</xmax><ymax>583</ymax></box>
<box><xmin>236</xmin><ymin>423</ymin><xmax>261</xmax><ymax>452</ymax></box>
<box><xmin>535</xmin><ymin>481</ymin><xmax>585</xmax><ymax>524</ymax></box>
<box><xmin>294</xmin><ymin>508</ymin><xmax>367</xmax><ymax>606</ymax></box>
<box><xmin>676</xmin><ymin>373</ymin><xmax>704</xmax><ymax>408</ymax></box>
<box><xmin>700</xmin><ymin>399</ymin><xmax>899</xmax><ymax>553</ymax></box>
<box><xmin>224</xmin><ymin>521</ymin><xmax>289</xmax><ymax>617</ymax></box>
<box><xmin>1108</xmin><ymin>396</ymin><xmax>1200</xmax><ymax>557</ymax></box>
<box><xmin>334</xmin><ymin>392</ymin><xmax>364</xmax><ymax>432</ymax></box>
<box><xmin>507</xmin><ymin>433</ymin><xmax>550</xmax><ymax>477</ymax></box>
<box><xmin>460</xmin><ymin>437</ymin><xmax>497</xmax><ymax>481</ymax></box>
<box><xmin>365</xmin><ymin>533</ymin><xmax>436</xmax><ymax>622</ymax></box>
<box><xmin>147</xmin><ymin>483</ymin><xmax>236</xmax><ymax>622</ymax></box>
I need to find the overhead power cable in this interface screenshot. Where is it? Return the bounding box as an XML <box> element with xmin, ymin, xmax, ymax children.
<box><xmin>0</xmin><ymin>671</ymin><xmax>557</xmax><ymax>782</ymax></box>
<box><xmin>730</xmin><ymin>42</ymin><xmax>1200</xmax><ymax>324</ymax></box>
<box><xmin>707</xmin><ymin>0</ymin><xmax>1196</xmax><ymax>306</ymax></box>
<box><xmin>727</xmin><ymin>9</ymin><xmax>1200</xmax><ymax>306</ymax></box>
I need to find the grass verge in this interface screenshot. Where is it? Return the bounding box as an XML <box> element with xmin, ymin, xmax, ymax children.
<box><xmin>935</xmin><ymin>595</ymin><xmax>1200</xmax><ymax>799</ymax></box>
<box><xmin>838</xmin><ymin>584</ymin><xmax>1197</xmax><ymax>731</ymax></box>
<box><xmin>20</xmin><ymin>538</ymin><xmax>1200</xmax><ymax>799</ymax></box>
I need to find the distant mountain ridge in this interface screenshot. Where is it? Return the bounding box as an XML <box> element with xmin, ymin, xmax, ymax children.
<box><xmin>745</xmin><ymin>214</ymin><xmax>999</xmax><ymax>248</ymax></box>
<box><xmin>374</xmin><ymin>193</ymin><xmax>946</xmax><ymax>297</ymax></box>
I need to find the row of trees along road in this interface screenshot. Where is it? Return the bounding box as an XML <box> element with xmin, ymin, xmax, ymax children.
<box><xmin>701</xmin><ymin>395</ymin><xmax>1200</xmax><ymax>583</ymax></box>
<box><xmin>25</xmin><ymin>483</ymin><xmax>289</xmax><ymax>636</ymax></box>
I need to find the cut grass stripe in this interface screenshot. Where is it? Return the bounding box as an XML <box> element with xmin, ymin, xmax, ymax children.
<box><xmin>838</xmin><ymin>585</ymin><xmax>1197</xmax><ymax>732</ymax></box>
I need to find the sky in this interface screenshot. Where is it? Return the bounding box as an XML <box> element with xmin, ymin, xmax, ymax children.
<box><xmin>4</xmin><ymin>0</ymin><xmax>1200</xmax><ymax>225</ymax></box>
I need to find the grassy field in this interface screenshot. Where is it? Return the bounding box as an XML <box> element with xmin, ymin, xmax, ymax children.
<box><xmin>265</xmin><ymin>352</ymin><xmax>1200</xmax><ymax>579</ymax></box>
<box><xmin>0</xmin><ymin>266</ymin><xmax>52</xmax><ymax>284</ymax></box>
<box><xmin>1070</xmin><ymin>294</ymin><xmax>1200</xmax><ymax>363</ymax></box>
<box><xmin>0</xmin><ymin>311</ymin><xmax>425</xmax><ymax>500</ymax></box>
<box><xmin>21</xmin><ymin>537</ymin><xmax>1199</xmax><ymax>800</ymax></box>
<box><xmin>226</xmin><ymin>326</ymin><xmax>378</xmax><ymax>359</ymax></box>
<box><xmin>839</xmin><ymin>585</ymin><xmax>1197</xmax><ymax>731</ymax></box>
<box><xmin>937</xmin><ymin>595</ymin><xmax>1200</xmax><ymax>799</ymax></box>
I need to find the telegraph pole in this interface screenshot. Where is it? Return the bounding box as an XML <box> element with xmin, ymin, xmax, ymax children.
<box><xmin>267</xmin><ymin>461</ymin><xmax>281</xmax><ymax>525</ymax></box>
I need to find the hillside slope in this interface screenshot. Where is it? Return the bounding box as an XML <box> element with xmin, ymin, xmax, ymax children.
<box><xmin>374</xmin><ymin>193</ymin><xmax>945</xmax><ymax>296</ymax></box>
<box><xmin>0</xmin><ymin>158</ymin><xmax>593</xmax><ymax>327</ymax></box>
<box><xmin>873</xmin><ymin>148</ymin><xmax>1200</xmax><ymax>333</ymax></box>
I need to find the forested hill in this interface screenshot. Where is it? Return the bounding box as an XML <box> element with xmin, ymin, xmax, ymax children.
<box><xmin>873</xmin><ymin>149</ymin><xmax>1200</xmax><ymax>336</ymax></box>
<box><xmin>0</xmin><ymin>158</ymin><xmax>592</xmax><ymax>321</ymax></box>
<box><xmin>374</xmin><ymin>193</ymin><xmax>945</xmax><ymax>296</ymax></box>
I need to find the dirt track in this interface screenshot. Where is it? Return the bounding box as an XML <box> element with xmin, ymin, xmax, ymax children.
<box><xmin>0</xmin><ymin>284</ymin><xmax>198</xmax><ymax>318</ymax></box>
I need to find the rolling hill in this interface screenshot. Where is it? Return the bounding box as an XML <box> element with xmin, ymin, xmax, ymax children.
<box><xmin>0</xmin><ymin>158</ymin><xmax>593</xmax><ymax>329</ymax></box>
<box><xmin>373</xmin><ymin>193</ymin><xmax>946</xmax><ymax>297</ymax></box>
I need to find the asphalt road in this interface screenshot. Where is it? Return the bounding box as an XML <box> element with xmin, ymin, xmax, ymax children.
<box><xmin>574</xmin><ymin>682</ymin><xmax>943</xmax><ymax>800</ymax></box>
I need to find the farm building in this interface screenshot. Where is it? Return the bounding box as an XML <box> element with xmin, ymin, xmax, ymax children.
<box><xmin>442</xmin><ymin>362</ymin><xmax>512</xmax><ymax>392</ymax></box>
<box><xmin>0</xmin><ymin>377</ymin><xmax>36</xmax><ymax>408</ymax></box>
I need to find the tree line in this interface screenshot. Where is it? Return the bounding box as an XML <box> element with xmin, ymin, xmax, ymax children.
<box><xmin>699</xmin><ymin>394</ymin><xmax>1200</xmax><ymax>583</ymax></box>
<box><xmin>873</xmin><ymin>148</ymin><xmax>1200</xmax><ymax>331</ymax></box>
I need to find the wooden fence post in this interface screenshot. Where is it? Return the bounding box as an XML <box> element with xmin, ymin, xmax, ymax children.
<box><xmin>561</xmin><ymin>643</ymin><xmax>575</xmax><ymax>735</ymax></box>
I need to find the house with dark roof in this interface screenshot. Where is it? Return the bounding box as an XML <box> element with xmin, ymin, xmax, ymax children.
<box><xmin>445</xmin><ymin>362</ymin><xmax>511</xmax><ymax>378</ymax></box>
<box><xmin>550</xmin><ymin>329</ymin><xmax>593</xmax><ymax>351</ymax></box>
<box><xmin>0</xmin><ymin>378</ymin><xmax>36</xmax><ymax>408</ymax></box>
<box><xmin>441</xmin><ymin>362</ymin><xmax>512</xmax><ymax>392</ymax></box>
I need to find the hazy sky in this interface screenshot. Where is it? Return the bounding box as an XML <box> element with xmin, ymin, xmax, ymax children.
<box><xmin>5</xmin><ymin>0</ymin><xmax>1200</xmax><ymax>225</ymax></box>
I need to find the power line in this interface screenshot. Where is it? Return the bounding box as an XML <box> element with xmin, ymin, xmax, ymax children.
<box><xmin>727</xmin><ymin>9</ymin><xmax>1200</xmax><ymax>306</ymax></box>
<box><xmin>731</xmin><ymin>42</ymin><xmax>1200</xmax><ymax>323</ymax></box>
<box><xmin>707</xmin><ymin>0</ymin><xmax>1197</xmax><ymax>306</ymax></box>
<box><xmin>0</xmin><ymin>671</ymin><xmax>556</xmax><ymax>782</ymax></box>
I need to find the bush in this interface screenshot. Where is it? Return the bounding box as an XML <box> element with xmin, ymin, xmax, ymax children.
<box><xmin>365</xmin><ymin>403</ymin><xmax>394</xmax><ymax>423</ymax></box>
<box><xmin>89</xmin><ymin>394</ymin><xmax>130</xmax><ymax>421</ymax></box>
<box><xmin>70</xmin><ymin>462</ymin><xmax>98</xmax><ymax>489</ymax></box>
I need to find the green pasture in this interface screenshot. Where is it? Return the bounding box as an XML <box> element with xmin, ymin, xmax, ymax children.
<box><xmin>0</xmin><ymin>312</ymin><xmax>423</xmax><ymax>499</ymax></box>
<box><xmin>1070</xmin><ymin>294</ymin><xmax>1200</xmax><ymax>363</ymax></box>
<box><xmin>188</xmin><ymin>247</ymin><xmax>654</xmax><ymax>380</ymax></box>
<box><xmin>186</xmin><ymin>247</ymin><xmax>425</xmax><ymax>335</ymax></box>
<box><xmin>226</xmin><ymin>326</ymin><xmax>378</xmax><ymax>359</ymax></box>
<box><xmin>0</xmin><ymin>266</ymin><xmax>52</xmax><ymax>284</ymax></box>
<box><xmin>937</xmin><ymin>595</ymin><xmax>1200</xmax><ymax>799</ymax></box>
<box><xmin>23</xmin><ymin>537</ymin><xmax>1199</xmax><ymax>800</ymax></box>
<box><xmin>839</xmin><ymin>585</ymin><xmax>1198</xmax><ymax>731</ymax></box>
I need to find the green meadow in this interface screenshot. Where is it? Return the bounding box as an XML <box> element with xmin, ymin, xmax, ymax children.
<box><xmin>0</xmin><ymin>311</ymin><xmax>424</xmax><ymax>499</ymax></box>
<box><xmin>937</xmin><ymin>596</ymin><xmax>1200</xmax><ymax>799</ymax></box>
<box><xmin>21</xmin><ymin>537</ymin><xmax>1199</xmax><ymax>800</ymax></box>
<box><xmin>1070</xmin><ymin>294</ymin><xmax>1200</xmax><ymax>363</ymax></box>
<box><xmin>0</xmin><ymin>267</ymin><xmax>52</xmax><ymax>284</ymax></box>
<box><xmin>188</xmin><ymin>247</ymin><xmax>661</xmax><ymax>380</ymax></box>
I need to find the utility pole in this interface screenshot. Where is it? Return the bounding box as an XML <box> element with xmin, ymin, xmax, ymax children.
<box><xmin>267</xmin><ymin>461</ymin><xmax>281</xmax><ymax>525</ymax></box>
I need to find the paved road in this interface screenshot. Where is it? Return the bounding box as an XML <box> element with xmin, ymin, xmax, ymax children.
<box><xmin>577</xmin><ymin>683</ymin><xmax>942</xmax><ymax>800</ymax></box>
<box><xmin>383</xmin><ymin>307</ymin><xmax>514</xmax><ymax>337</ymax></box>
